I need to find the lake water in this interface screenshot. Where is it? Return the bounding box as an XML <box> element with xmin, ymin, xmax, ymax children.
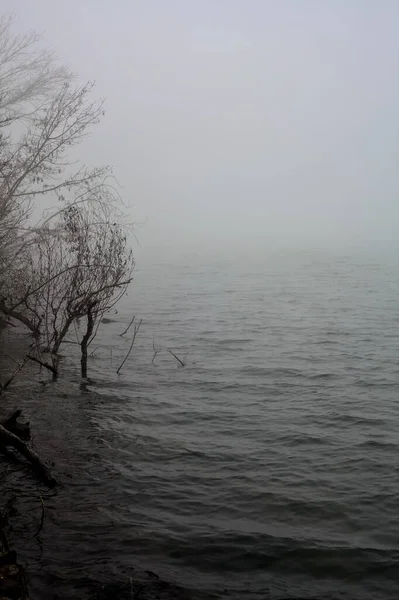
<box><xmin>1</xmin><ymin>249</ymin><xmax>399</xmax><ymax>599</ymax></box>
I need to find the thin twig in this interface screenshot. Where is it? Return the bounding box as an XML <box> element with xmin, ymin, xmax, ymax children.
<box><xmin>152</xmin><ymin>340</ymin><xmax>161</xmax><ymax>364</ymax></box>
<box><xmin>5</xmin><ymin>355</ymin><xmax>20</xmax><ymax>366</ymax></box>
<box><xmin>26</xmin><ymin>354</ymin><xmax>58</xmax><ymax>376</ymax></box>
<box><xmin>0</xmin><ymin>357</ymin><xmax>28</xmax><ymax>394</ymax></box>
<box><xmin>120</xmin><ymin>314</ymin><xmax>135</xmax><ymax>337</ymax></box>
<box><xmin>3</xmin><ymin>319</ymin><xmax>16</xmax><ymax>327</ymax></box>
<box><xmin>117</xmin><ymin>319</ymin><xmax>142</xmax><ymax>374</ymax></box>
<box><xmin>168</xmin><ymin>348</ymin><xmax>186</xmax><ymax>367</ymax></box>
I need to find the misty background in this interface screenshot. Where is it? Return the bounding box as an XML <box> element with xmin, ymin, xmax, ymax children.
<box><xmin>1</xmin><ymin>5</ymin><xmax>399</xmax><ymax>599</ymax></box>
<box><xmin>4</xmin><ymin>0</ymin><xmax>399</xmax><ymax>260</ymax></box>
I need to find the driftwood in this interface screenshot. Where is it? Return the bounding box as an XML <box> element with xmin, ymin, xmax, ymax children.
<box><xmin>0</xmin><ymin>411</ymin><xmax>56</xmax><ymax>488</ymax></box>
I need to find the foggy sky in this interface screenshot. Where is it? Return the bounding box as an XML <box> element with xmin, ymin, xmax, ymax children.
<box><xmin>4</xmin><ymin>1</ymin><xmax>399</xmax><ymax>258</ymax></box>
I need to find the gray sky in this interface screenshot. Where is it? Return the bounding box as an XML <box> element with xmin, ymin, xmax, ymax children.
<box><xmin>4</xmin><ymin>1</ymin><xmax>399</xmax><ymax>258</ymax></box>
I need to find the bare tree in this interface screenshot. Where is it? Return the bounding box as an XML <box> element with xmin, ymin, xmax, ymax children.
<box><xmin>0</xmin><ymin>15</ymin><xmax>68</xmax><ymax>125</ymax></box>
<box><xmin>0</xmin><ymin>16</ymin><xmax>135</xmax><ymax>378</ymax></box>
<box><xmin>0</xmin><ymin>16</ymin><xmax>112</xmax><ymax>294</ymax></box>
<box><xmin>0</xmin><ymin>15</ymin><xmax>69</xmax><ymax>277</ymax></box>
<box><xmin>18</xmin><ymin>196</ymin><xmax>134</xmax><ymax>375</ymax></box>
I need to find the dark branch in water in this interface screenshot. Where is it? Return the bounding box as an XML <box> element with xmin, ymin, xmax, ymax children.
<box><xmin>26</xmin><ymin>354</ymin><xmax>58</xmax><ymax>376</ymax></box>
<box><xmin>120</xmin><ymin>314</ymin><xmax>135</xmax><ymax>337</ymax></box>
<box><xmin>81</xmin><ymin>303</ymin><xmax>96</xmax><ymax>378</ymax></box>
<box><xmin>0</xmin><ymin>358</ymin><xmax>28</xmax><ymax>394</ymax></box>
<box><xmin>89</xmin><ymin>345</ymin><xmax>100</xmax><ymax>357</ymax></box>
<box><xmin>117</xmin><ymin>318</ymin><xmax>142</xmax><ymax>374</ymax></box>
<box><xmin>168</xmin><ymin>348</ymin><xmax>186</xmax><ymax>367</ymax></box>
<box><xmin>152</xmin><ymin>339</ymin><xmax>162</xmax><ymax>364</ymax></box>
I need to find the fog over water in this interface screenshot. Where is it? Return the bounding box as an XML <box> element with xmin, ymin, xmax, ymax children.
<box><xmin>3</xmin><ymin>0</ymin><xmax>398</xmax><ymax>259</ymax></box>
<box><xmin>1</xmin><ymin>3</ymin><xmax>399</xmax><ymax>600</ymax></box>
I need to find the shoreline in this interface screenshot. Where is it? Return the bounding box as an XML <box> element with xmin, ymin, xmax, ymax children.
<box><xmin>0</xmin><ymin>324</ymin><xmax>200</xmax><ymax>600</ymax></box>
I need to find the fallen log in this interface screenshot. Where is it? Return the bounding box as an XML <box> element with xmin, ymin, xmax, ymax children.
<box><xmin>0</xmin><ymin>424</ymin><xmax>57</xmax><ymax>488</ymax></box>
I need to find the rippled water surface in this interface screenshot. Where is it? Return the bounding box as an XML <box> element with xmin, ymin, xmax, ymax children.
<box><xmin>1</xmin><ymin>250</ymin><xmax>399</xmax><ymax>599</ymax></box>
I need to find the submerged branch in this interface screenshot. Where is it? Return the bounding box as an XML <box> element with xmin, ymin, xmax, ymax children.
<box><xmin>120</xmin><ymin>314</ymin><xmax>135</xmax><ymax>337</ymax></box>
<box><xmin>117</xmin><ymin>318</ymin><xmax>142</xmax><ymax>374</ymax></box>
<box><xmin>152</xmin><ymin>339</ymin><xmax>161</xmax><ymax>364</ymax></box>
<box><xmin>167</xmin><ymin>348</ymin><xmax>186</xmax><ymax>367</ymax></box>
<box><xmin>26</xmin><ymin>354</ymin><xmax>58</xmax><ymax>376</ymax></box>
<box><xmin>0</xmin><ymin>358</ymin><xmax>28</xmax><ymax>394</ymax></box>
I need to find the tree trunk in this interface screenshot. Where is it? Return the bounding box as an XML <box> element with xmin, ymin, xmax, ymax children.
<box><xmin>51</xmin><ymin>315</ymin><xmax>74</xmax><ymax>355</ymax></box>
<box><xmin>80</xmin><ymin>305</ymin><xmax>95</xmax><ymax>378</ymax></box>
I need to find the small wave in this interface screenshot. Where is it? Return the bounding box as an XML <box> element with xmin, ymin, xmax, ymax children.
<box><xmin>355</xmin><ymin>379</ymin><xmax>399</xmax><ymax>389</ymax></box>
<box><xmin>324</xmin><ymin>329</ymin><xmax>351</xmax><ymax>336</ymax></box>
<box><xmin>215</xmin><ymin>338</ymin><xmax>254</xmax><ymax>345</ymax></box>
<box><xmin>278</xmin><ymin>433</ymin><xmax>331</xmax><ymax>447</ymax></box>
<box><xmin>153</xmin><ymin>527</ymin><xmax>399</xmax><ymax>583</ymax></box>
<box><xmin>330</xmin><ymin>413</ymin><xmax>388</xmax><ymax>427</ymax></box>
<box><xmin>356</xmin><ymin>439</ymin><xmax>398</xmax><ymax>451</ymax></box>
<box><xmin>240</xmin><ymin>366</ymin><xmax>303</xmax><ymax>377</ymax></box>
<box><xmin>271</xmin><ymin>545</ymin><xmax>399</xmax><ymax>580</ymax></box>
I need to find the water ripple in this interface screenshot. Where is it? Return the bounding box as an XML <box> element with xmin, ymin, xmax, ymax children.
<box><xmin>2</xmin><ymin>252</ymin><xmax>399</xmax><ymax>599</ymax></box>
